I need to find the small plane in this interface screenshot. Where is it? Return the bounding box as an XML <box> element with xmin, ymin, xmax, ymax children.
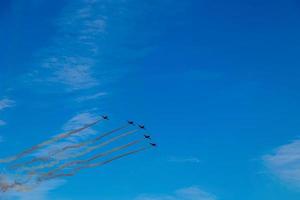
<box><xmin>138</xmin><ymin>124</ymin><xmax>146</xmax><ymax>130</ymax></box>
<box><xmin>102</xmin><ymin>115</ymin><xmax>109</xmax><ymax>120</ymax></box>
<box><xmin>144</xmin><ymin>134</ymin><xmax>151</xmax><ymax>139</ymax></box>
<box><xmin>150</xmin><ymin>143</ymin><xmax>157</xmax><ymax>147</ymax></box>
<box><xmin>128</xmin><ymin>120</ymin><xmax>135</xmax><ymax>125</ymax></box>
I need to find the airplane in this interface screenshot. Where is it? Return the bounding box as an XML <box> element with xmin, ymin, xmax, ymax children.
<box><xmin>102</xmin><ymin>115</ymin><xmax>109</xmax><ymax>120</ymax></box>
<box><xmin>144</xmin><ymin>134</ymin><xmax>151</xmax><ymax>139</ymax></box>
<box><xmin>150</xmin><ymin>143</ymin><xmax>157</xmax><ymax>147</ymax></box>
<box><xmin>128</xmin><ymin>120</ymin><xmax>135</xmax><ymax>125</ymax></box>
<box><xmin>138</xmin><ymin>124</ymin><xmax>146</xmax><ymax>130</ymax></box>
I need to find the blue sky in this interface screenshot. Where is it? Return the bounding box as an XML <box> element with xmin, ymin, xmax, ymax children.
<box><xmin>1</xmin><ymin>0</ymin><xmax>300</xmax><ymax>199</ymax></box>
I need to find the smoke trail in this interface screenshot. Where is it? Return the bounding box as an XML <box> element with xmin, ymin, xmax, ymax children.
<box><xmin>21</xmin><ymin>129</ymin><xmax>139</xmax><ymax>173</ymax></box>
<box><xmin>44</xmin><ymin>139</ymin><xmax>142</xmax><ymax>177</ymax></box>
<box><xmin>0</xmin><ymin>118</ymin><xmax>104</xmax><ymax>164</ymax></box>
<box><xmin>11</xmin><ymin>124</ymin><xmax>130</xmax><ymax>169</ymax></box>
<box><xmin>74</xmin><ymin>147</ymin><xmax>150</xmax><ymax>171</ymax></box>
<box><xmin>59</xmin><ymin>124</ymin><xmax>131</xmax><ymax>153</ymax></box>
<box><xmin>0</xmin><ymin>180</ymin><xmax>25</xmax><ymax>193</ymax></box>
<box><xmin>40</xmin><ymin>147</ymin><xmax>150</xmax><ymax>181</ymax></box>
<box><xmin>0</xmin><ymin>175</ymin><xmax>43</xmax><ymax>193</ymax></box>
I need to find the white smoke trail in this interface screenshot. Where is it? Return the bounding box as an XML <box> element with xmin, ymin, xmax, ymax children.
<box><xmin>43</xmin><ymin>139</ymin><xmax>142</xmax><ymax>178</ymax></box>
<box><xmin>21</xmin><ymin>129</ymin><xmax>139</xmax><ymax>173</ymax></box>
<box><xmin>11</xmin><ymin>124</ymin><xmax>130</xmax><ymax>169</ymax></box>
<box><xmin>40</xmin><ymin>146</ymin><xmax>150</xmax><ymax>181</ymax></box>
<box><xmin>0</xmin><ymin>118</ymin><xmax>104</xmax><ymax>164</ymax></box>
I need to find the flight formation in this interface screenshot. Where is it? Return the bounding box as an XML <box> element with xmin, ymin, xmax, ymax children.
<box><xmin>0</xmin><ymin>116</ymin><xmax>156</xmax><ymax>193</ymax></box>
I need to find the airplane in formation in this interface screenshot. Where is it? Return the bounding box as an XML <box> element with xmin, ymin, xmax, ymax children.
<box><xmin>144</xmin><ymin>134</ymin><xmax>151</xmax><ymax>139</ymax></box>
<box><xmin>102</xmin><ymin>115</ymin><xmax>109</xmax><ymax>120</ymax></box>
<box><xmin>150</xmin><ymin>143</ymin><xmax>157</xmax><ymax>147</ymax></box>
<box><xmin>127</xmin><ymin>120</ymin><xmax>157</xmax><ymax>146</ymax></box>
<box><xmin>128</xmin><ymin>120</ymin><xmax>135</xmax><ymax>125</ymax></box>
<box><xmin>138</xmin><ymin>124</ymin><xmax>146</xmax><ymax>130</ymax></box>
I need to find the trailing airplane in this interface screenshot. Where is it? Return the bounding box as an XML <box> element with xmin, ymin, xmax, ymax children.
<box><xmin>150</xmin><ymin>143</ymin><xmax>157</xmax><ymax>147</ymax></box>
<box><xmin>144</xmin><ymin>135</ymin><xmax>151</xmax><ymax>140</ymax></box>
<box><xmin>127</xmin><ymin>121</ymin><xmax>135</xmax><ymax>125</ymax></box>
<box><xmin>102</xmin><ymin>115</ymin><xmax>109</xmax><ymax>120</ymax></box>
<box><xmin>138</xmin><ymin>124</ymin><xmax>146</xmax><ymax>130</ymax></box>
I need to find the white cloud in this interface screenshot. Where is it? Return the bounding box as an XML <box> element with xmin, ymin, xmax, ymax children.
<box><xmin>135</xmin><ymin>186</ymin><xmax>216</xmax><ymax>200</ymax></box>
<box><xmin>51</xmin><ymin>64</ymin><xmax>98</xmax><ymax>90</ymax></box>
<box><xmin>27</xmin><ymin>0</ymin><xmax>110</xmax><ymax>91</ymax></box>
<box><xmin>0</xmin><ymin>98</ymin><xmax>15</xmax><ymax>126</ymax></box>
<box><xmin>168</xmin><ymin>156</ymin><xmax>201</xmax><ymax>164</ymax></box>
<box><xmin>0</xmin><ymin>98</ymin><xmax>15</xmax><ymax>111</ymax></box>
<box><xmin>76</xmin><ymin>92</ymin><xmax>108</xmax><ymax>102</ymax></box>
<box><xmin>263</xmin><ymin>139</ymin><xmax>300</xmax><ymax>187</ymax></box>
<box><xmin>42</xmin><ymin>57</ymin><xmax>99</xmax><ymax>90</ymax></box>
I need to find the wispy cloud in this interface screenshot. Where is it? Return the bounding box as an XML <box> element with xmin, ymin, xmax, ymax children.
<box><xmin>76</xmin><ymin>92</ymin><xmax>108</xmax><ymax>102</ymax></box>
<box><xmin>0</xmin><ymin>98</ymin><xmax>15</xmax><ymax>127</ymax></box>
<box><xmin>263</xmin><ymin>138</ymin><xmax>300</xmax><ymax>187</ymax></box>
<box><xmin>0</xmin><ymin>98</ymin><xmax>15</xmax><ymax>111</ymax></box>
<box><xmin>50</xmin><ymin>63</ymin><xmax>99</xmax><ymax>90</ymax></box>
<box><xmin>168</xmin><ymin>156</ymin><xmax>201</xmax><ymax>164</ymax></box>
<box><xmin>28</xmin><ymin>0</ymin><xmax>109</xmax><ymax>91</ymax></box>
<box><xmin>135</xmin><ymin>186</ymin><xmax>216</xmax><ymax>200</ymax></box>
